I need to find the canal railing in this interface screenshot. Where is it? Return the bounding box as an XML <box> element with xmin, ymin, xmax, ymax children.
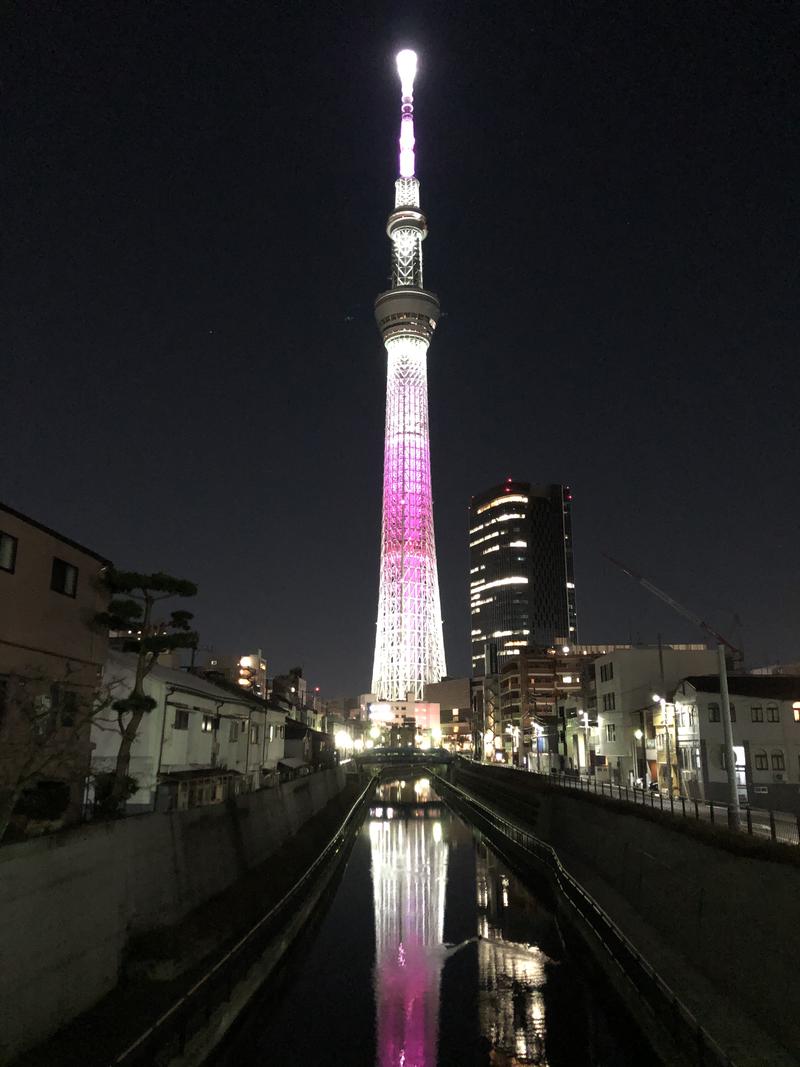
<box><xmin>459</xmin><ymin>757</ymin><xmax>800</xmax><ymax>847</ymax></box>
<box><xmin>112</xmin><ymin>776</ymin><xmax>377</xmax><ymax>1067</ymax></box>
<box><xmin>432</xmin><ymin>772</ymin><xmax>736</xmax><ymax>1067</ymax></box>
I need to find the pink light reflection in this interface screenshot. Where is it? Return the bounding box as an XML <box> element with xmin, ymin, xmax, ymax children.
<box><xmin>370</xmin><ymin>816</ymin><xmax>448</xmax><ymax>1067</ymax></box>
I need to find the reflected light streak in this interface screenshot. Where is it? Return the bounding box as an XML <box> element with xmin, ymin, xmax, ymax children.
<box><xmin>370</xmin><ymin>803</ymin><xmax>448</xmax><ymax>1066</ymax></box>
<box><xmin>476</xmin><ymin>849</ymin><xmax>551</xmax><ymax>1065</ymax></box>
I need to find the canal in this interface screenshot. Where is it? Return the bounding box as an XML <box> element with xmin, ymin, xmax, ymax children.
<box><xmin>217</xmin><ymin>776</ymin><xmax>653</xmax><ymax>1066</ymax></box>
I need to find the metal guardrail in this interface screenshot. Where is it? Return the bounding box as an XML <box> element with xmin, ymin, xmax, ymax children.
<box><xmin>432</xmin><ymin>771</ymin><xmax>736</xmax><ymax>1067</ymax></box>
<box><xmin>546</xmin><ymin>770</ymin><xmax>800</xmax><ymax>846</ymax></box>
<box><xmin>112</xmin><ymin>776</ymin><xmax>376</xmax><ymax>1066</ymax></box>
<box><xmin>458</xmin><ymin>757</ymin><xmax>800</xmax><ymax>846</ymax></box>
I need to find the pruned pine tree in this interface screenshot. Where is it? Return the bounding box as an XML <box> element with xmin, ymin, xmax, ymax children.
<box><xmin>96</xmin><ymin>569</ymin><xmax>198</xmax><ymax>810</ymax></box>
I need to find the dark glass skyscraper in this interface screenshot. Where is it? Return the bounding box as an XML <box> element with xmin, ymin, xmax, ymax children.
<box><xmin>469</xmin><ymin>480</ymin><xmax>578</xmax><ymax>674</ymax></box>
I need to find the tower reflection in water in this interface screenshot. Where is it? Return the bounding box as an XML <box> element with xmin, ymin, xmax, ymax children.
<box><xmin>476</xmin><ymin>847</ymin><xmax>551</xmax><ymax>1065</ymax></box>
<box><xmin>369</xmin><ymin>779</ymin><xmax>448</xmax><ymax>1067</ymax></box>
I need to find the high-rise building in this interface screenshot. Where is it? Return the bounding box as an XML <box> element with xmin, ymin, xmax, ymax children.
<box><xmin>469</xmin><ymin>480</ymin><xmax>578</xmax><ymax>673</ymax></box>
<box><xmin>371</xmin><ymin>51</ymin><xmax>446</xmax><ymax>701</ymax></box>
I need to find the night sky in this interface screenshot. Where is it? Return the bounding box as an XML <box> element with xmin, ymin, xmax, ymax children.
<box><xmin>3</xmin><ymin>2</ymin><xmax>798</xmax><ymax>694</ymax></box>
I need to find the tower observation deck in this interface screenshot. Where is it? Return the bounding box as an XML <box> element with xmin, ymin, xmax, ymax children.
<box><xmin>371</xmin><ymin>49</ymin><xmax>446</xmax><ymax>701</ymax></box>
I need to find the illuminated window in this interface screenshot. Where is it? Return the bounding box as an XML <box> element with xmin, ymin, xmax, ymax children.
<box><xmin>476</xmin><ymin>494</ymin><xmax>528</xmax><ymax>514</ymax></box>
<box><xmin>754</xmin><ymin>749</ymin><xmax>768</xmax><ymax>770</ymax></box>
<box><xmin>51</xmin><ymin>557</ymin><xmax>78</xmax><ymax>597</ymax></box>
<box><xmin>751</xmin><ymin>705</ymin><xmax>764</xmax><ymax>723</ymax></box>
<box><xmin>771</xmin><ymin>750</ymin><xmax>785</xmax><ymax>771</ymax></box>
<box><xmin>201</xmin><ymin>715</ymin><xmax>218</xmax><ymax>733</ymax></box>
<box><xmin>708</xmin><ymin>703</ymin><xmax>720</xmax><ymax>723</ymax></box>
<box><xmin>0</xmin><ymin>532</ymin><xmax>17</xmax><ymax>574</ymax></box>
<box><xmin>767</xmin><ymin>704</ymin><xmax>780</xmax><ymax>722</ymax></box>
<box><xmin>793</xmin><ymin>702</ymin><xmax>800</xmax><ymax>723</ymax></box>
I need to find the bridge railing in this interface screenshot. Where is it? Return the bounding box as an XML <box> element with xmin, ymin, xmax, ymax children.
<box><xmin>112</xmin><ymin>776</ymin><xmax>376</xmax><ymax>1066</ymax></box>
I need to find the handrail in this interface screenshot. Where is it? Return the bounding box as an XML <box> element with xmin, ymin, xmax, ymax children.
<box><xmin>432</xmin><ymin>772</ymin><xmax>735</xmax><ymax>1067</ymax></box>
<box><xmin>113</xmin><ymin>775</ymin><xmax>376</xmax><ymax>1065</ymax></box>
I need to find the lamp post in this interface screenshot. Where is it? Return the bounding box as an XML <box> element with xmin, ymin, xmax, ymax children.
<box><xmin>652</xmin><ymin>695</ymin><xmax>672</xmax><ymax>795</ymax></box>
<box><xmin>633</xmin><ymin>728</ymin><xmax>645</xmax><ymax>789</ymax></box>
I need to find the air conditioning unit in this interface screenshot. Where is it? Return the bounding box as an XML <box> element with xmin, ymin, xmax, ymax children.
<box><xmin>773</xmin><ymin>773</ymin><xmax>785</xmax><ymax>783</ymax></box>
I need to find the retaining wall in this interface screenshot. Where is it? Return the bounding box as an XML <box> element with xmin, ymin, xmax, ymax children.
<box><xmin>0</xmin><ymin>769</ymin><xmax>346</xmax><ymax>1063</ymax></box>
<box><xmin>454</xmin><ymin>761</ymin><xmax>800</xmax><ymax>1058</ymax></box>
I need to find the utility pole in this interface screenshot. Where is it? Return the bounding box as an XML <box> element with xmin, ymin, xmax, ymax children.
<box><xmin>604</xmin><ymin>554</ymin><xmax>741</xmax><ymax>831</ymax></box>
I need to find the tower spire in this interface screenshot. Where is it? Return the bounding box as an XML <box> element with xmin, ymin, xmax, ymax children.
<box><xmin>372</xmin><ymin>50</ymin><xmax>446</xmax><ymax>702</ymax></box>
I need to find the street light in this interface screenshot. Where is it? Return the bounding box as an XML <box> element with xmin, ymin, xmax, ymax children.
<box><xmin>652</xmin><ymin>694</ymin><xmax>673</xmax><ymax>796</ymax></box>
<box><xmin>580</xmin><ymin>709</ymin><xmax>590</xmax><ymax>774</ymax></box>
<box><xmin>633</xmin><ymin>728</ymin><xmax>645</xmax><ymax>789</ymax></box>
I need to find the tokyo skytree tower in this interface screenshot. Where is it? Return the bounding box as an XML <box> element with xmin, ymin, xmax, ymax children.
<box><xmin>372</xmin><ymin>50</ymin><xmax>446</xmax><ymax>701</ymax></box>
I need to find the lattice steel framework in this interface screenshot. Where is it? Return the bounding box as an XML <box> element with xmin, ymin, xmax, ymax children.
<box><xmin>372</xmin><ymin>51</ymin><xmax>446</xmax><ymax>700</ymax></box>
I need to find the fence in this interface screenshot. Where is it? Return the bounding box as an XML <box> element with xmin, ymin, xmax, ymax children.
<box><xmin>433</xmin><ymin>772</ymin><xmax>736</xmax><ymax>1067</ymax></box>
<box><xmin>542</xmin><ymin>770</ymin><xmax>800</xmax><ymax>846</ymax></box>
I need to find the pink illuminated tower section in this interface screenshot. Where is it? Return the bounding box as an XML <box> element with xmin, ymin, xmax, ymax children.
<box><xmin>372</xmin><ymin>50</ymin><xmax>446</xmax><ymax>701</ymax></box>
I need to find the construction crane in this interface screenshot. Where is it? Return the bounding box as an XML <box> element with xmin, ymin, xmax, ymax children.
<box><xmin>603</xmin><ymin>552</ymin><xmax>742</xmax><ymax>829</ymax></box>
<box><xmin>602</xmin><ymin>554</ymin><xmax>743</xmax><ymax>662</ymax></box>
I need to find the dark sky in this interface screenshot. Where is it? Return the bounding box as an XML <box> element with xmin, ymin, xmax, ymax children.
<box><xmin>3</xmin><ymin>1</ymin><xmax>799</xmax><ymax>694</ymax></box>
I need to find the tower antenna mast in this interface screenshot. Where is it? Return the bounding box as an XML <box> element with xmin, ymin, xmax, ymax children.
<box><xmin>371</xmin><ymin>50</ymin><xmax>446</xmax><ymax>701</ymax></box>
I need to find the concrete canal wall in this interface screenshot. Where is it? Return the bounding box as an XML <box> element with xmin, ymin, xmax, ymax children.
<box><xmin>453</xmin><ymin>760</ymin><xmax>800</xmax><ymax>1061</ymax></box>
<box><xmin>0</xmin><ymin>768</ymin><xmax>346</xmax><ymax>1063</ymax></box>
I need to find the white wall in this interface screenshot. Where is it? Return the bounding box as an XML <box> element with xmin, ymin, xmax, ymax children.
<box><xmin>94</xmin><ymin>653</ymin><xmax>284</xmax><ymax>808</ymax></box>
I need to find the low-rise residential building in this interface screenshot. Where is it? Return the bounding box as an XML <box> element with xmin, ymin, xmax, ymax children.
<box><xmin>92</xmin><ymin>651</ymin><xmax>285</xmax><ymax>812</ymax></box>
<box><xmin>563</xmin><ymin>645</ymin><xmax>718</xmax><ymax>787</ymax></box>
<box><xmin>673</xmin><ymin>675</ymin><xmax>800</xmax><ymax>812</ymax></box>
<box><xmin>0</xmin><ymin>502</ymin><xmax>110</xmax><ymax>835</ymax></box>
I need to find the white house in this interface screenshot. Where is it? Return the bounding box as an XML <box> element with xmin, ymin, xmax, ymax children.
<box><xmin>92</xmin><ymin>651</ymin><xmax>285</xmax><ymax>812</ymax></box>
<box><xmin>673</xmin><ymin>674</ymin><xmax>800</xmax><ymax>812</ymax></box>
<box><xmin>565</xmin><ymin>645</ymin><xmax>718</xmax><ymax>786</ymax></box>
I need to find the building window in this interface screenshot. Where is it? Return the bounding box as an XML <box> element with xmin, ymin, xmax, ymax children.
<box><xmin>708</xmin><ymin>703</ymin><xmax>720</xmax><ymax>723</ymax></box>
<box><xmin>754</xmin><ymin>749</ymin><xmax>768</xmax><ymax>770</ymax></box>
<box><xmin>268</xmin><ymin>723</ymin><xmax>275</xmax><ymax>742</ymax></box>
<box><xmin>249</xmin><ymin>724</ymin><xmax>260</xmax><ymax>744</ymax></box>
<box><xmin>771</xmin><ymin>750</ymin><xmax>785</xmax><ymax>771</ymax></box>
<box><xmin>602</xmin><ymin>692</ymin><xmax>616</xmax><ymax>712</ymax></box>
<box><xmin>50</xmin><ymin>684</ymin><xmax>79</xmax><ymax>727</ymax></box>
<box><xmin>729</xmin><ymin>703</ymin><xmax>736</xmax><ymax>722</ymax></box>
<box><xmin>173</xmin><ymin>708</ymin><xmax>189</xmax><ymax>730</ymax></box>
<box><xmin>0</xmin><ymin>532</ymin><xmax>18</xmax><ymax>573</ymax></box>
<box><xmin>0</xmin><ymin>675</ymin><xmax>7</xmax><ymax>726</ymax></box>
<box><xmin>51</xmin><ymin>557</ymin><xmax>78</xmax><ymax>597</ymax></box>
<box><xmin>201</xmin><ymin>715</ymin><xmax>218</xmax><ymax>733</ymax></box>
<box><xmin>605</xmin><ymin>723</ymin><xmax>616</xmax><ymax>742</ymax></box>
<box><xmin>751</xmin><ymin>705</ymin><xmax>764</xmax><ymax>723</ymax></box>
<box><xmin>599</xmin><ymin>662</ymin><xmax>614</xmax><ymax>683</ymax></box>
<box><xmin>767</xmin><ymin>704</ymin><xmax>780</xmax><ymax>722</ymax></box>
<box><xmin>229</xmin><ymin>720</ymin><xmax>240</xmax><ymax>742</ymax></box>
<box><xmin>794</xmin><ymin>702</ymin><xmax>800</xmax><ymax>723</ymax></box>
